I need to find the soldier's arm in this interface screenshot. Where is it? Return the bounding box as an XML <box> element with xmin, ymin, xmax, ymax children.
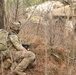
<box><xmin>9</xmin><ymin>35</ymin><xmax>27</xmax><ymax>51</ymax></box>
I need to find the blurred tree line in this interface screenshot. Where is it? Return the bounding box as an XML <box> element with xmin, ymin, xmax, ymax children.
<box><xmin>4</xmin><ymin>0</ymin><xmax>53</xmax><ymax>25</ymax></box>
<box><xmin>0</xmin><ymin>0</ymin><xmax>5</xmax><ymax>28</ymax></box>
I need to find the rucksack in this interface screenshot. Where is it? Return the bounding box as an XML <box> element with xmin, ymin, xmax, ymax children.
<box><xmin>0</xmin><ymin>29</ymin><xmax>8</xmax><ymax>51</ymax></box>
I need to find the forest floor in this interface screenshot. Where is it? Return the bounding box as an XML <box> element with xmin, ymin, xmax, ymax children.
<box><xmin>0</xmin><ymin>21</ymin><xmax>76</xmax><ymax>75</ymax></box>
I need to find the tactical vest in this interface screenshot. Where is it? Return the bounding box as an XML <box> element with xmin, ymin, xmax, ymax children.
<box><xmin>0</xmin><ymin>29</ymin><xmax>9</xmax><ymax>51</ymax></box>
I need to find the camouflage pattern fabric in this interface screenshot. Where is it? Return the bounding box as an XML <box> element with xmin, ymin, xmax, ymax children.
<box><xmin>0</xmin><ymin>29</ymin><xmax>8</xmax><ymax>51</ymax></box>
<box><xmin>9</xmin><ymin>35</ymin><xmax>23</xmax><ymax>50</ymax></box>
<box><xmin>0</xmin><ymin>32</ymin><xmax>35</xmax><ymax>75</ymax></box>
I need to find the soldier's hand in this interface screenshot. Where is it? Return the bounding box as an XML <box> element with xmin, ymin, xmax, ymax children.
<box><xmin>21</xmin><ymin>47</ymin><xmax>27</xmax><ymax>51</ymax></box>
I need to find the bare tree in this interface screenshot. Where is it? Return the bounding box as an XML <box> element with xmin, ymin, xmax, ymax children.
<box><xmin>0</xmin><ymin>0</ymin><xmax>5</xmax><ymax>28</ymax></box>
<box><xmin>15</xmin><ymin>0</ymin><xmax>19</xmax><ymax>21</ymax></box>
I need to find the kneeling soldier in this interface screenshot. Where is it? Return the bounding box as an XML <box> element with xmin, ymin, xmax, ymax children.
<box><xmin>0</xmin><ymin>21</ymin><xmax>36</xmax><ymax>75</ymax></box>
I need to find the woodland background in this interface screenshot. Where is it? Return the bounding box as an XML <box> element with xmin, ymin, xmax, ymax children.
<box><xmin>0</xmin><ymin>0</ymin><xmax>76</xmax><ymax>75</ymax></box>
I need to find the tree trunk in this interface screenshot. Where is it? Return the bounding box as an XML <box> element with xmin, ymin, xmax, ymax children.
<box><xmin>0</xmin><ymin>0</ymin><xmax>4</xmax><ymax>28</ymax></box>
<box><xmin>15</xmin><ymin>0</ymin><xmax>19</xmax><ymax>21</ymax></box>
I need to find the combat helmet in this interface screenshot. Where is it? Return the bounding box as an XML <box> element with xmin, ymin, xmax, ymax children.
<box><xmin>9</xmin><ymin>21</ymin><xmax>21</xmax><ymax>34</ymax></box>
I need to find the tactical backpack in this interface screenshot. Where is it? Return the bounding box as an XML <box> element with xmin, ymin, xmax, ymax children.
<box><xmin>0</xmin><ymin>29</ymin><xmax>8</xmax><ymax>51</ymax></box>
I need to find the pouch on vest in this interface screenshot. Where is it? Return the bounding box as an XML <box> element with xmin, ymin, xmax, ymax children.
<box><xmin>0</xmin><ymin>29</ymin><xmax>8</xmax><ymax>51</ymax></box>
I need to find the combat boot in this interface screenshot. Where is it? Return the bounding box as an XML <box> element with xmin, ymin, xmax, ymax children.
<box><xmin>13</xmin><ymin>70</ymin><xmax>26</xmax><ymax>75</ymax></box>
<box><xmin>14</xmin><ymin>58</ymin><xmax>30</xmax><ymax>75</ymax></box>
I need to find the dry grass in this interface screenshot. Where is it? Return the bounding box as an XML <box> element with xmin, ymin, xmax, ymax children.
<box><xmin>18</xmin><ymin>19</ymin><xmax>76</xmax><ymax>75</ymax></box>
<box><xmin>2</xmin><ymin>16</ymin><xmax>76</xmax><ymax>75</ymax></box>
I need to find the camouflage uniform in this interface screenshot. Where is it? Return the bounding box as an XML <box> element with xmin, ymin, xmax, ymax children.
<box><xmin>10</xmin><ymin>35</ymin><xmax>35</xmax><ymax>75</ymax></box>
<box><xmin>0</xmin><ymin>22</ymin><xmax>36</xmax><ymax>75</ymax></box>
<box><xmin>1</xmin><ymin>34</ymin><xmax>35</xmax><ymax>75</ymax></box>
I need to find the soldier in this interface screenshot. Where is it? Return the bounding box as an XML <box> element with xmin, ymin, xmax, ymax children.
<box><xmin>0</xmin><ymin>21</ymin><xmax>36</xmax><ymax>75</ymax></box>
